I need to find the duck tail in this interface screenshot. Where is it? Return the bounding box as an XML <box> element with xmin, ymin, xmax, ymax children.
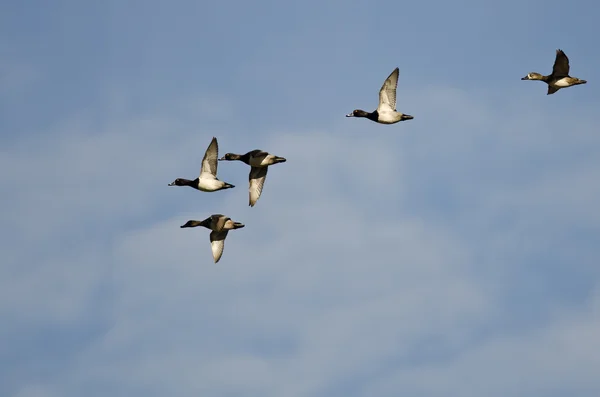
<box><xmin>224</xmin><ymin>182</ymin><xmax>235</xmax><ymax>189</ymax></box>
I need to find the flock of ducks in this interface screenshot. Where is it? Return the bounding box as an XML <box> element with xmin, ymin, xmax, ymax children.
<box><xmin>169</xmin><ymin>137</ymin><xmax>287</xmax><ymax>262</ymax></box>
<box><xmin>169</xmin><ymin>49</ymin><xmax>587</xmax><ymax>263</ymax></box>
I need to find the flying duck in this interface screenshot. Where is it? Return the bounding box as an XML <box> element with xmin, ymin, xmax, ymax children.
<box><xmin>168</xmin><ymin>137</ymin><xmax>235</xmax><ymax>192</ymax></box>
<box><xmin>346</xmin><ymin>67</ymin><xmax>413</xmax><ymax>124</ymax></box>
<box><xmin>521</xmin><ymin>49</ymin><xmax>587</xmax><ymax>95</ymax></box>
<box><xmin>219</xmin><ymin>150</ymin><xmax>286</xmax><ymax>207</ymax></box>
<box><xmin>180</xmin><ymin>214</ymin><xmax>245</xmax><ymax>263</ymax></box>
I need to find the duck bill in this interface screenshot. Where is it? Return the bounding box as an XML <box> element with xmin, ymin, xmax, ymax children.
<box><xmin>345</xmin><ymin>112</ymin><xmax>354</xmax><ymax>117</ymax></box>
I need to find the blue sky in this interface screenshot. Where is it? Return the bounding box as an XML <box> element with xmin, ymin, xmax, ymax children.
<box><xmin>1</xmin><ymin>0</ymin><xmax>600</xmax><ymax>396</ymax></box>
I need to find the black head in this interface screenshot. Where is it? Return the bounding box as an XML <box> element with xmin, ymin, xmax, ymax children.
<box><xmin>346</xmin><ymin>109</ymin><xmax>370</xmax><ymax>118</ymax></box>
<box><xmin>168</xmin><ymin>178</ymin><xmax>197</xmax><ymax>187</ymax></box>
<box><xmin>218</xmin><ymin>153</ymin><xmax>237</xmax><ymax>161</ymax></box>
<box><xmin>180</xmin><ymin>220</ymin><xmax>197</xmax><ymax>228</ymax></box>
<box><xmin>180</xmin><ymin>218</ymin><xmax>211</xmax><ymax>229</ymax></box>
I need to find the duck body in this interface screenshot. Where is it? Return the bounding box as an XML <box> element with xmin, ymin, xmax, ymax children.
<box><xmin>349</xmin><ymin>109</ymin><xmax>412</xmax><ymax>124</ymax></box>
<box><xmin>219</xmin><ymin>150</ymin><xmax>286</xmax><ymax>207</ymax></box>
<box><xmin>346</xmin><ymin>67</ymin><xmax>413</xmax><ymax>124</ymax></box>
<box><xmin>197</xmin><ymin>177</ymin><xmax>234</xmax><ymax>192</ymax></box>
<box><xmin>221</xmin><ymin>150</ymin><xmax>287</xmax><ymax>167</ymax></box>
<box><xmin>181</xmin><ymin>214</ymin><xmax>245</xmax><ymax>263</ymax></box>
<box><xmin>521</xmin><ymin>49</ymin><xmax>587</xmax><ymax>95</ymax></box>
<box><xmin>168</xmin><ymin>177</ymin><xmax>234</xmax><ymax>192</ymax></box>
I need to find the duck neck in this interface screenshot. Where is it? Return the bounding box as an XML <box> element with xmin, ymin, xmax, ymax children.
<box><xmin>367</xmin><ymin>110</ymin><xmax>379</xmax><ymax>122</ymax></box>
<box><xmin>237</xmin><ymin>153</ymin><xmax>252</xmax><ymax>165</ymax></box>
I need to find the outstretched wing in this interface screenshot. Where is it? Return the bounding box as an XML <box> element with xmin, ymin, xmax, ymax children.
<box><xmin>200</xmin><ymin>137</ymin><xmax>219</xmax><ymax>178</ymax></box>
<box><xmin>552</xmin><ymin>49</ymin><xmax>570</xmax><ymax>78</ymax></box>
<box><xmin>378</xmin><ymin>67</ymin><xmax>399</xmax><ymax>112</ymax></box>
<box><xmin>209</xmin><ymin>230</ymin><xmax>228</xmax><ymax>263</ymax></box>
<box><xmin>248</xmin><ymin>166</ymin><xmax>268</xmax><ymax>207</ymax></box>
<box><xmin>247</xmin><ymin>149</ymin><xmax>268</xmax><ymax>157</ymax></box>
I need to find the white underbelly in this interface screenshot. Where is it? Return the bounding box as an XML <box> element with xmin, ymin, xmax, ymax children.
<box><xmin>198</xmin><ymin>178</ymin><xmax>222</xmax><ymax>191</ymax></box>
<box><xmin>377</xmin><ymin>110</ymin><xmax>401</xmax><ymax>124</ymax></box>
<box><xmin>554</xmin><ymin>78</ymin><xmax>572</xmax><ymax>87</ymax></box>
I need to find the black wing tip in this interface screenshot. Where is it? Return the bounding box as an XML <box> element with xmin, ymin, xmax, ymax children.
<box><xmin>385</xmin><ymin>67</ymin><xmax>399</xmax><ymax>78</ymax></box>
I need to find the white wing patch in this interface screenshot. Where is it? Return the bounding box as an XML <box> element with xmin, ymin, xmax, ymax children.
<box><xmin>249</xmin><ymin>166</ymin><xmax>268</xmax><ymax>207</ymax></box>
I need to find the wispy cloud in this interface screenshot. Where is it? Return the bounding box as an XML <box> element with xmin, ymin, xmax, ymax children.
<box><xmin>3</xmin><ymin>81</ymin><xmax>600</xmax><ymax>396</ymax></box>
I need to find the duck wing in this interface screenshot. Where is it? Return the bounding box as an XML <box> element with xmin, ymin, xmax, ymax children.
<box><xmin>377</xmin><ymin>67</ymin><xmax>399</xmax><ymax>113</ymax></box>
<box><xmin>209</xmin><ymin>230</ymin><xmax>228</xmax><ymax>263</ymax></box>
<box><xmin>552</xmin><ymin>49</ymin><xmax>570</xmax><ymax>78</ymax></box>
<box><xmin>200</xmin><ymin>137</ymin><xmax>219</xmax><ymax>178</ymax></box>
<box><xmin>249</xmin><ymin>166</ymin><xmax>268</xmax><ymax>207</ymax></box>
<box><xmin>547</xmin><ymin>85</ymin><xmax>560</xmax><ymax>95</ymax></box>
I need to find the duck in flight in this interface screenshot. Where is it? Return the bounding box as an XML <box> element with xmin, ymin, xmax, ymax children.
<box><xmin>521</xmin><ymin>49</ymin><xmax>587</xmax><ymax>95</ymax></box>
<box><xmin>180</xmin><ymin>214</ymin><xmax>245</xmax><ymax>263</ymax></box>
<box><xmin>168</xmin><ymin>137</ymin><xmax>235</xmax><ymax>192</ymax></box>
<box><xmin>219</xmin><ymin>150</ymin><xmax>286</xmax><ymax>207</ymax></box>
<box><xmin>346</xmin><ymin>67</ymin><xmax>413</xmax><ymax>124</ymax></box>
